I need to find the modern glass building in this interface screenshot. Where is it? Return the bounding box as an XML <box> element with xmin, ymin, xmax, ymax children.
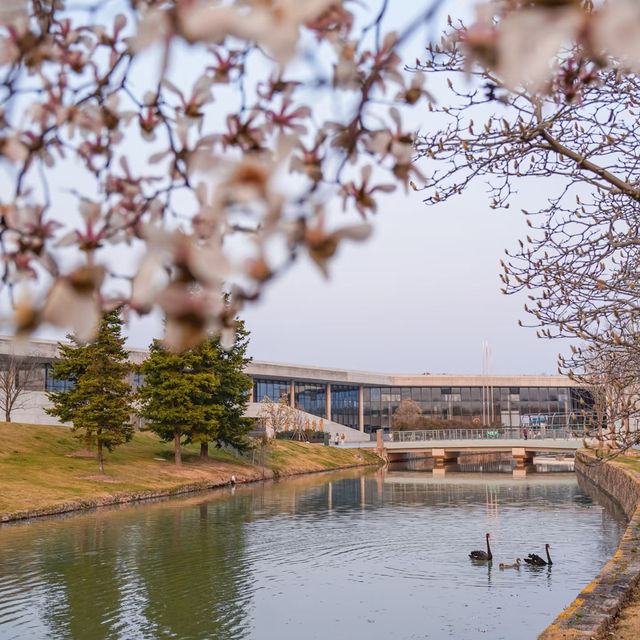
<box><xmin>0</xmin><ymin>336</ymin><xmax>592</xmax><ymax>432</ymax></box>
<box><xmin>248</xmin><ymin>362</ymin><xmax>591</xmax><ymax>433</ymax></box>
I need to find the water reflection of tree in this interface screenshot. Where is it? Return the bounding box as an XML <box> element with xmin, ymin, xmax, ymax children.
<box><xmin>36</xmin><ymin>516</ymin><xmax>131</xmax><ymax>639</ymax></box>
<box><xmin>380</xmin><ymin>478</ymin><xmax>587</xmax><ymax>511</ymax></box>
<box><xmin>226</xmin><ymin>468</ymin><xmax>379</xmax><ymax>520</ymax></box>
<box><xmin>134</xmin><ymin>497</ymin><xmax>253</xmax><ymax>640</ymax></box>
<box><xmin>576</xmin><ymin>473</ymin><xmax>627</xmax><ymax>525</ymax></box>
<box><xmin>19</xmin><ymin>495</ymin><xmax>253</xmax><ymax>640</ymax></box>
<box><xmin>0</xmin><ymin>471</ymin><xmax>627</xmax><ymax>639</ymax></box>
<box><xmin>278</xmin><ymin>472</ymin><xmax>596</xmax><ymax>515</ymax></box>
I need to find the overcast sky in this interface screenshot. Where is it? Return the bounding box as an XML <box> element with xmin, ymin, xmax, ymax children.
<box><xmin>29</xmin><ymin>1</ymin><xmax>577</xmax><ymax>376</ymax></box>
<box><xmin>237</xmin><ymin>187</ymin><xmax>572</xmax><ymax>377</ymax></box>
<box><xmin>122</xmin><ymin>172</ymin><xmax>572</xmax><ymax>377</ymax></box>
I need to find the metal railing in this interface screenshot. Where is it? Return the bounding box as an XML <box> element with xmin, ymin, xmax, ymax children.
<box><xmin>520</xmin><ymin>412</ymin><xmax>596</xmax><ymax>429</ymax></box>
<box><xmin>391</xmin><ymin>426</ymin><xmax>580</xmax><ymax>443</ymax></box>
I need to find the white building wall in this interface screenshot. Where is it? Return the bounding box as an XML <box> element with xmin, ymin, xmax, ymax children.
<box><xmin>9</xmin><ymin>391</ymin><xmax>70</xmax><ymax>426</ymax></box>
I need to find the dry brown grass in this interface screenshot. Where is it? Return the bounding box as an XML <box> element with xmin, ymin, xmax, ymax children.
<box><xmin>265</xmin><ymin>439</ymin><xmax>378</xmax><ymax>475</ymax></box>
<box><xmin>0</xmin><ymin>422</ymin><xmax>379</xmax><ymax>518</ymax></box>
<box><xmin>603</xmin><ymin>584</ymin><xmax>640</xmax><ymax>639</ymax></box>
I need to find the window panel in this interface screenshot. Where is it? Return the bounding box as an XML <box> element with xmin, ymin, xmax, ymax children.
<box><xmin>331</xmin><ymin>385</ymin><xmax>360</xmax><ymax>429</ymax></box>
<box><xmin>295</xmin><ymin>382</ymin><xmax>326</xmax><ymax>418</ymax></box>
<box><xmin>45</xmin><ymin>364</ymin><xmax>75</xmax><ymax>392</ymax></box>
<box><xmin>252</xmin><ymin>378</ymin><xmax>290</xmax><ymax>403</ymax></box>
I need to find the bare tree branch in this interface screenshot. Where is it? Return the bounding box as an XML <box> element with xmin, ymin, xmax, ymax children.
<box><xmin>0</xmin><ymin>350</ymin><xmax>42</xmax><ymax>422</ymax></box>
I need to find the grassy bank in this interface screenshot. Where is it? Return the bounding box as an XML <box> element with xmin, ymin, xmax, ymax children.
<box><xmin>0</xmin><ymin>422</ymin><xmax>380</xmax><ymax>521</ymax></box>
<box><xmin>609</xmin><ymin>449</ymin><xmax>640</xmax><ymax>470</ymax></box>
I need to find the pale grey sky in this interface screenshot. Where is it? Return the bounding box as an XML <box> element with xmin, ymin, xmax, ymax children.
<box><xmin>123</xmin><ymin>169</ymin><xmax>573</xmax><ymax>376</ymax></box>
<box><xmin>227</xmin><ymin>2</ymin><xmax>575</xmax><ymax>376</ymax></box>
<box><xmin>235</xmin><ymin>183</ymin><xmax>571</xmax><ymax>376</ymax></box>
<box><xmin>27</xmin><ymin>1</ymin><xmax>576</xmax><ymax>375</ymax></box>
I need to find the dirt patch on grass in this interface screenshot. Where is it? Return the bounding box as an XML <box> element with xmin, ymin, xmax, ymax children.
<box><xmin>81</xmin><ymin>474</ymin><xmax>119</xmax><ymax>483</ymax></box>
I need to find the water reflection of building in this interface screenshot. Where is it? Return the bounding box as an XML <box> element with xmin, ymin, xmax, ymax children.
<box><xmin>381</xmin><ymin>473</ymin><xmax>588</xmax><ymax>510</ymax></box>
<box><xmin>1</xmin><ymin>337</ymin><xmax>591</xmax><ymax>433</ymax></box>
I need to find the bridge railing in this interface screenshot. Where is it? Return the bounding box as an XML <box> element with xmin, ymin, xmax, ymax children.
<box><xmin>391</xmin><ymin>426</ymin><xmax>580</xmax><ymax>443</ymax></box>
<box><xmin>522</xmin><ymin>412</ymin><xmax>597</xmax><ymax>429</ymax></box>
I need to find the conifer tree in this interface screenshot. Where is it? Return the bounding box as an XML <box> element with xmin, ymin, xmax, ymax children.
<box><xmin>46</xmin><ymin>310</ymin><xmax>134</xmax><ymax>474</ymax></box>
<box><xmin>137</xmin><ymin>341</ymin><xmax>219</xmax><ymax>466</ymax></box>
<box><xmin>138</xmin><ymin>319</ymin><xmax>253</xmax><ymax>462</ymax></box>
<box><xmin>198</xmin><ymin>319</ymin><xmax>253</xmax><ymax>457</ymax></box>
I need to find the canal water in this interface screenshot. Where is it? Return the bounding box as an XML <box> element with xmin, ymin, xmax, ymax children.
<box><xmin>0</xmin><ymin>467</ymin><xmax>627</xmax><ymax>640</ymax></box>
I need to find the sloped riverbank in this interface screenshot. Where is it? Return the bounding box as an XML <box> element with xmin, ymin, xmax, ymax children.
<box><xmin>0</xmin><ymin>421</ymin><xmax>381</xmax><ymax>523</ymax></box>
<box><xmin>539</xmin><ymin>450</ymin><xmax>640</xmax><ymax>640</ymax></box>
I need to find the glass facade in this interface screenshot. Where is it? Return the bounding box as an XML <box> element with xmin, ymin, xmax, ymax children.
<box><xmin>250</xmin><ymin>375</ymin><xmax>591</xmax><ymax>433</ymax></box>
<box><xmin>295</xmin><ymin>382</ymin><xmax>326</xmax><ymax>418</ymax></box>
<box><xmin>253</xmin><ymin>378</ymin><xmax>290</xmax><ymax>403</ymax></box>
<box><xmin>331</xmin><ymin>385</ymin><xmax>359</xmax><ymax>429</ymax></box>
<box><xmin>45</xmin><ymin>364</ymin><xmax>74</xmax><ymax>392</ymax></box>
<box><xmin>360</xmin><ymin>385</ymin><xmax>577</xmax><ymax>430</ymax></box>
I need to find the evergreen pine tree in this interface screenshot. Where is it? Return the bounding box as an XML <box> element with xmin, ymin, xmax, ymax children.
<box><xmin>198</xmin><ymin>319</ymin><xmax>253</xmax><ymax>457</ymax></box>
<box><xmin>46</xmin><ymin>309</ymin><xmax>134</xmax><ymax>474</ymax></box>
<box><xmin>138</xmin><ymin>318</ymin><xmax>253</xmax><ymax>462</ymax></box>
<box><xmin>137</xmin><ymin>340</ymin><xmax>219</xmax><ymax>466</ymax></box>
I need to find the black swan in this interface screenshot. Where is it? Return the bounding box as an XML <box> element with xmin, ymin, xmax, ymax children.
<box><xmin>524</xmin><ymin>544</ymin><xmax>552</xmax><ymax>566</ymax></box>
<box><xmin>499</xmin><ymin>558</ymin><xmax>521</xmax><ymax>569</ymax></box>
<box><xmin>469</xmin><ymin>533</ymin><xmax>492</xmax><ymax>560</ymax></box>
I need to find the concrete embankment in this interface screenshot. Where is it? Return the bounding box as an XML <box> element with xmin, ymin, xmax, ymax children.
<box><xmin>539</xmin><ymin>451</ymin><xmax>640</xmax><ymax>640</ymax></box>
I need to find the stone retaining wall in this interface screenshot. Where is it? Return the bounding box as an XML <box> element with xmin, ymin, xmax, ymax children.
<box><xmin>538</xmin><ymin>452</ymin><xmax>640</xmax><ymax>639</ymax></box>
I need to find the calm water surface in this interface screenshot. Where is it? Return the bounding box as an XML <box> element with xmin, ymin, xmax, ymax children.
<box><xmin>0</xmin><ymin>468</ymin><xmax>626</xmax><ymax>640</ymax></box>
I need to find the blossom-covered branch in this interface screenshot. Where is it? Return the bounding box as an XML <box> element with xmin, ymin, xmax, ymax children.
<box><xmin>0</xmin><ymin>0</ymin><xmax>435</xmax><ymax>349</ymax></box>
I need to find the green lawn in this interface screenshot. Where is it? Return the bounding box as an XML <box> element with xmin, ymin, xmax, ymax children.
<box><xmin>0</xmin><ymin>422</ymin><xmax>380</xmax><ymax>518</ymax></box>
<box><xmin>610</xmin><ymin>453</ymin><xmax>640</xmax><ymax>474</ymax></box>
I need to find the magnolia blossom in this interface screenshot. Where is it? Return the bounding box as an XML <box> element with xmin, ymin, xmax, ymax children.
<box><xmin>4</xmin><ymin>0</ymin><xmax>629</xmax><ymax>351</ymax></box>
<box><xmin>340</xmin><ymin>165</ymin><xmax>396</xmax><ymax>216</ymax></box>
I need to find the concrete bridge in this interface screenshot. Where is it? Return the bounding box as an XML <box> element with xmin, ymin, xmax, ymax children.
<box><xmin>379</xmin><ymin>427</ymin><xmax>582</xmax><ymax>467</ymax></box>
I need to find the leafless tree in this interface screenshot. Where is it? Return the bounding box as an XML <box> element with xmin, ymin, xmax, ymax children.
<box><xmin>561</xmin><ymin>343</ymin><xmax>640</xmax><ymax>454</ymax></box>
<box><xmin>392</xmin><ymin>398</ymin><xmax>422</xmax><ymax>431</ymax></box>
<box><xmin>0</xmin><ymin>351</ymin><xmax>41</xmax><ymax>422</ymax></box>
<box><xmin>288</xmin><ymin>406</ymin><xmax>309</xmax><ymax>441</ymax></box>
<box><xmin>408</xmin><ymin>2</ymin><xmax>640</xmax><ymax>454</ymax></box>
<box><xmin>413</xmin><ymin>4</ymin><xmax>640</xmax><ymax>364</ymax></box>
<box><xmin>257</xmin><ymin>394</ymin><xmax>291</xmax><ymax>438</ymax></box>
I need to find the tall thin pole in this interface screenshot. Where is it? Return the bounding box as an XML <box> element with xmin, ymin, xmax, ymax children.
<box><xmin>481</xmin><ymin>341</ymin><xmax>484</xmax><ymax>426</ymax></box>
<box><xmin>481</xmin><ymin>340</ymin><xmax>494</xmax><ymax>427</ymax></box>
<box><xmin>481</xmin><ymin>340</ymin><xmax>487</xmax><ymax>426</ymax></box>
<box><xmin>489</xmin><ymin>344</ymin><xmax>494</xmax><ymax>425</ymax></box>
